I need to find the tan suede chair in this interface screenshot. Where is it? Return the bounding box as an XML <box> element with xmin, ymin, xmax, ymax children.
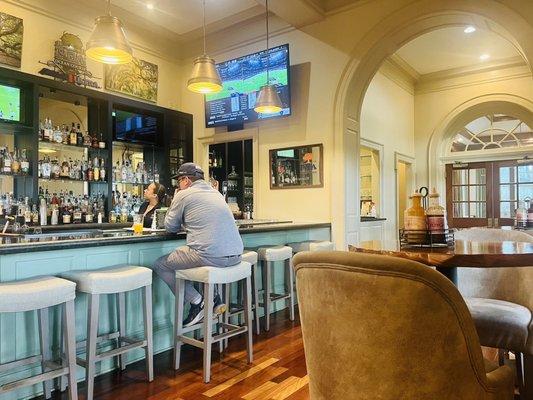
<box><xmin>293</xmin><ymin>251</ymin><xmax>514</xmax><ymax>400</ymax></box>
<box><xmin>455</xmin><ymin>228</ymin><xmax>533</xmax><ymax>398</ymax></box>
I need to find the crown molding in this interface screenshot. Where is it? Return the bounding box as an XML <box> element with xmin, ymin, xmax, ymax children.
<box><xmin>417</xmin><ymin>56</ymin><xmax>527</xmax><ymax>84</ymax></box>
<box><xmin>388</xmin><ymin>54</ymin><xmax>421</xmax><ymax>81</ymax></box>
<box><xmin>379</xmin><ymin>58</ymin><xmax>416</xmax><ymax>95</ymax></box>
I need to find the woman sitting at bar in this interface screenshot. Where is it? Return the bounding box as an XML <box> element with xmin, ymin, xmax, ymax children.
<box><xmin>139</xmin><ymin>182</ymin><xmax>167</xmax><ymax>228</ymax></box>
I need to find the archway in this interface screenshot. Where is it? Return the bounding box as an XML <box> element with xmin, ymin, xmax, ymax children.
<box><xmin>331</xmin><ymin>0</ymin><xmax>533</xmax><ymax>248</ymax></box>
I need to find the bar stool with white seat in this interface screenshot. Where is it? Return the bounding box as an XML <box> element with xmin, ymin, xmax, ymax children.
<box><xmin>257</xmin><ymin>245</ymin><xmax>295</xmax><ymax>332</ymax></box>
<box><xmin>287</xmin><ymin>240</ymin><xmax>335</xmax><ymax>253</ymax></box>
<box><xmin>224</xmin><ymin>250</ymin><xmax>260</xmax><ymax>339</ymax></box>
<box><xmin>0</xmin><ymin>276</ymin><xmax>78</xmax><ymax>400</ymax></box>
<box><xmin>61</xmin><ymin>266</ymin><xmax>153</xmax><ymax>400</ymax></box>
<box><xmin>173</xmin><ymin>261</ymin><xmax>253</xmax><ymax>383</ymax></box>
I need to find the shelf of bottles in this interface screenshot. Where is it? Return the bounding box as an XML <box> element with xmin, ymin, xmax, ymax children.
<box><xmin>111</xmin><ymin>142</ymin><xmax>159</xmax><ymax>221</ymax></box>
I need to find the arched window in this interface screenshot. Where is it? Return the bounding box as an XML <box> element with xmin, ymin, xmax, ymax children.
<box><xmin>450</xmin><ymin>114</ymin><xmax>532</xmax><ymax>152</ymax></box>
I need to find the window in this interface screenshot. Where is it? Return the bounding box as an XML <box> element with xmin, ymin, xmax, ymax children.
<box><xmin>450</xmin><ymin>114</ymin><xmax>532</xmax><ymax>152</ymax></box>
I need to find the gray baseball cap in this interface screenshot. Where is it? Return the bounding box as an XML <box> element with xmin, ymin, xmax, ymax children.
<box><xmin>173</xmin><ymin>162</ymin><xmax>205</xmax><ymax>179</ymax></box>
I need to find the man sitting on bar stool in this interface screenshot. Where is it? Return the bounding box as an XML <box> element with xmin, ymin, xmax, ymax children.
<box><xmin>153</xmin><ymin>162</ymin><xmax>243</xmax><ymax>327</ymax></box>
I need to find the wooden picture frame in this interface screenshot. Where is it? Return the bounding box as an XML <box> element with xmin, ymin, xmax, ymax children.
<box><xmin>269</xmin><ymin>143</ymin><xmax>323</xmax><ymax>189</ymax></box>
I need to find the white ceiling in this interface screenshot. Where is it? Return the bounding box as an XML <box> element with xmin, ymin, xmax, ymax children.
<box><xmin>395</xmin><ymin>27</ymin><xmax>521</xmax><ymax>75</ymax></box>
<box><xmin>111</xmin><ymin>0</ymin><xmax>261</xmax><ymax>36</ymax></box>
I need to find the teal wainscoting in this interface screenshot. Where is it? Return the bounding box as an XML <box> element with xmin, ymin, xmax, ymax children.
<box><xmin>0</xmin><ymin>226</ymin><xmax>330</xmax><ymax>400</ymax></box>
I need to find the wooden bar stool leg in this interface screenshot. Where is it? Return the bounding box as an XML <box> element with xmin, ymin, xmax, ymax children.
<box><xmin>117</xmin><ymin>292</ymin><xmax>127</xmax><ymax>370</ymax></box>
<box><xmin>286</xmin><ymin>258</ymin><xmax>295</xmax><ymax>321</ymax></box>
<box><xmin>243</xmin><ymin>276</ymin><xmax>253</xmax><ymax>363</ymax></box>
<box><xmin>38</xmin><ymin>307</ymin><xmax>52</xmax><ymax>399</ymax></box>
<box><xmin>174</xmin><ymin>279</ymin><xmax>185</xmax><ymax>370</ymax></box>
<box><xmin>263</xmin><ymin>261</ymin><xmax>272</xmax><ymax>331</ymax></box>
<box><xmin>63</xmin><ymin>300</ymin><xmax>78</xmax><ymax>400</ymax></box>
<box><xmin>143</xmin><ymin>285</ymin><xmax>154</xmax><ymax>382</ymax></box>
<box><xmin>85</xmin><ymin>294</ymin><xmax>100</xmax><ymax>400</ymax></box>
<box><xmin>203</xmin><ymin>283</ymin><xmax>214</xmax><ymax>383</ymax></box>
<box><xmin>252</xmin><ymin>263</ymin><xmax>260</xmax><ymax>335</ymax></box>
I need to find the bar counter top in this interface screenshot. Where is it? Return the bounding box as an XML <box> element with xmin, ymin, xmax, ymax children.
<box><xmin>0</xmin><ymin>221</ymin><xmax>331</xmax><ymax>254</ymax></box>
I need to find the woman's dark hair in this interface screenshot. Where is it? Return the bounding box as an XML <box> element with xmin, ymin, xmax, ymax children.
<box><xmin>153</xmin><ymin>182</ymin><xmax>167</xmax><ymax>204</ymax></box>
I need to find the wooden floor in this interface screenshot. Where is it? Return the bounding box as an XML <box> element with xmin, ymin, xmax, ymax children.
<box><xmin>54</xmin><ymin>309</ymin><xmax>309</xmax><ymax>400</ymax></box>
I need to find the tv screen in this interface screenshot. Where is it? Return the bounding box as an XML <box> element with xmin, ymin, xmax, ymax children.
<box><xmin>205</xmin><ymin>44</ymin><xmax>291</xmax><ymax>128</ymax></box>
<box><xmin>0</xmin><ymin>84</ymin><xmax>21</xmax><ymax>123</ymax></box>
<box><xmin>113</xmin><ymin>108</ymin><xmax>159</xmax><ymax>145</ymax></box>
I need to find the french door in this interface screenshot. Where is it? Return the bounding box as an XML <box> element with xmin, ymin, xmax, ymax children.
<box><xmin>446</xmin><ymin>160</ymin><xmax>533</xmax><ymax>228</ymax></box>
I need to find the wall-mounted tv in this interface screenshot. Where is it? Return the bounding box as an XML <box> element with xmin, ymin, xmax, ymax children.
<box><xmin>0</xmin><ymin>83</ymin><xmax>21</xmax><ymax>123</ymax></box>
<box><xmin>205</xmin><ymin>44</ymin><xmax>291</xmax><ymax>128</ymax></box>
<box><xmin>112</xmin><ymin>107</ymin><xmax>160</xmax><ymax>145</ymax></box>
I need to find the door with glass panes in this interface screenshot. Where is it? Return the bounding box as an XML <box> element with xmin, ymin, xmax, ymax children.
<box><xmin>446</xmin><ymin>160</ymin><xmax>533</xmax><ymax>228</ymax></box>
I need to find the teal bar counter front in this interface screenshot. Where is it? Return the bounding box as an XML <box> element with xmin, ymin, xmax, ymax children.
<box><xmin>0</xmin><ymin>222</ymin><xmax>331</xmax><ymax>400</ymax></box>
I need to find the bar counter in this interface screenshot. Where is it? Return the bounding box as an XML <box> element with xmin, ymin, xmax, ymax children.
<box><xmin>0</xmin><ymin>221</ymin><xmax>331</xmax><ymax>400</ymax></box>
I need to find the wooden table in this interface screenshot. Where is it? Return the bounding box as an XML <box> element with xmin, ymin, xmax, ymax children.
<box><xmin>349</xmin><ymin>240</ymin><xmax>533</xmax><ymax>284</ymax></box>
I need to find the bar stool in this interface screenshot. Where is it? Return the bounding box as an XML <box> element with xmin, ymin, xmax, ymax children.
<box><xmin>61</xmin><ymin>266</ymin><xmax>153</xmax><ymax>400</ymax></box>
<box><xmin>224</xmin><ymin>251</ymin><xmax>260</xmax><ymax>340</ymax></box>
<box><xmin>173</xmin><ymin>261</ymin><xmax>253</xmax><ymax>383</ymax></box>
<box><xmin>257</xmin><ymin>245</ymin><xmax>294</xmax><ymax>332</ymax></box>
<box><xmin>287</xmin><ymin>240</ymin><xmax>335</xmax><ymax>253</ymax></box>
<box><xmin>0</xmin><ymin>276</ymin><xmax>78</xmax><ymax>400</ymax></box>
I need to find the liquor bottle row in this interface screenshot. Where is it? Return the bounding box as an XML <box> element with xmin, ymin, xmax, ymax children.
<box><xmin>515</xmin><ymin>199</ymin><xmax>533</xmax><ymax>229</ymax></box>
<box><xmin>0</xmin><ymin>191</ymin><xmax>107</xmax><ymax>226</ymax></box>
<box><xmin>39</xmin><ymin>118</ymin><xmax>106</xmax><ymax>149</ymax></box>
<box><xmin>38</xmin><ymin>156</ymin><xmax>107</xmax><ymax>181</ymax></box>
<box><xmin>112</xmin><ymin>160</ymin><xmax>159</xmax><ymax>185</ymax></box>
<box><xmin>208</xmin><ymin>150</ymin><xmax>224</xmax><ymax>168</ymax></box>
<box><xmin>0</xmin><ymin>146</ymin><xmax>30</xmax><ymax>175</ymax></box>
<box><xmin>109</xmin><ymin>190</ymin><xmax>144</xmax><ymax>223</ymax></box>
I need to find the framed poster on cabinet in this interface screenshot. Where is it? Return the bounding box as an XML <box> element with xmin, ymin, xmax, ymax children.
<box><xmin>270</xmin><ymin>143</ymin><xmax>323</xmax><ymax>189</ymax></box>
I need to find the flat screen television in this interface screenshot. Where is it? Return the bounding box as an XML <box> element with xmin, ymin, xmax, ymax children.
<box><xmin>112</xmin><ymin>108</ymin><xmax>159</xmax><ymax>145</ymax></box>
<box><xmin>205</xmin><ymin>44</ymin><xmax>291</xmax><ymax>128</ymax></box>
<box><xmin>0</xmin><ymin>83</ymin><xmax>21</xmax><ymax>123</ymax></box>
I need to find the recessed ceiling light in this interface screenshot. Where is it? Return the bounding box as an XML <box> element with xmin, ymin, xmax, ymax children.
<box><xmin>480</xmin><ymin>54</ymin><xmax>490</xmax><ymax>61</ymax></box>
<box><xmin>146</xmin><ymin>3</ymin><xmax>154</xmax><ymax>10</ymax></box>
<box><xmin>464</xmin><ymin>26</ymin><xmax>476</xmax><ymax>34</ymax></box>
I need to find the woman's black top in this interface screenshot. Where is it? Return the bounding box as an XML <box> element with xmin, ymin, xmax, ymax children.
<box><xmin>138</xmin><ymin>201</ymin><xmax>161</xmax><ymax>228</ymax></box>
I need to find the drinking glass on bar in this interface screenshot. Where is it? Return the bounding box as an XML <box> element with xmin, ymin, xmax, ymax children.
<box><xmin>133</xmin><ymin>214</ymin><xmax>144</xmax><ymax>235</ymax></box>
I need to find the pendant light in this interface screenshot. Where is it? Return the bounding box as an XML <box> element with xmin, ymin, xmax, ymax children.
<box><xmin>187</xmin><ymin>0</ymin><xmax>222</xmax><ymax>93</ymax></box>
<box><xmin>254</xmin><ymin>0</ymin><xmax>282</xmax><ymax>114</ymax></box>
<box><xmin>86</xmin><ymin>0</ymin><xmax>133</xmax><ymax>65</ymax></box>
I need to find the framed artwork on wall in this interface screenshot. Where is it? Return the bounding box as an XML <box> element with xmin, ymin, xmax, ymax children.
<box><xmin>105</xmin><ymin>57</ymin><xmax>158</xmax><ymax>102</ymax></box>
<box><xmin>0</xmin><ymin>12</ymin><xmax>23</xmax><ymax>68</ymax></box>
<box><xmin>269</xmin><ymin>143</ymin><xmax>323</xmax><ymax>189</ymax></box>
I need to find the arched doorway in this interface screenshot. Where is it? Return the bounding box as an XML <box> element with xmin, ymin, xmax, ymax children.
<box><xmin>331</xmin><ymin>0</ymin><xmax>533</xmax><ymax>248</ymax></box>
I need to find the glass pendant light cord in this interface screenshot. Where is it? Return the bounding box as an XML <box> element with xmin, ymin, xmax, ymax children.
<box><xmin>106</xmin><ymin>0</ymin><xmax>111</xmax><ymax>15</ymax></box>
<box><xmin>265</xmin><ymin>0</ymin><xmax>270</xmax><ymax>84</ymax></box>
<box><xmin>202</xmin><ymin>0</ymin><xmax>207</xmax><ymax>56</ymax></box>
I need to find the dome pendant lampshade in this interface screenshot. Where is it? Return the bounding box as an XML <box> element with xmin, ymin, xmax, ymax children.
<box><xmin>86</xmin><ymin>1</ymin><xmax>133</xmax><ymax>64</ymax></box>
<box><xmin>187</xmin><ymin>0</ymin><xmax>222</xmax><ymax>93</ymax></box>
<box><xmin>254</xmin><ymin>0</ymin><xmax>282</xmax><ymax>114</ymax></box>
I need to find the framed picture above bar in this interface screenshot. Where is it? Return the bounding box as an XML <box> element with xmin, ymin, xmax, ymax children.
<box><xmin>270</xmin><ymin>143</ymin><xmax>323</xmax><ymax>189</ymax></box>
<box><xmin>105</xmin><ymin>57</ymin><xmax>158</xmax><ymax>102</ymax></box>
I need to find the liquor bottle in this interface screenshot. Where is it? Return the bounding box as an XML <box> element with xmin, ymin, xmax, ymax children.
<box><xmin>98</xmin><ymin>132</ymin><xmax>106</xmax><ymax>149</ymax></box>
<box><xmin>69</xmin><ymin>123</ymin><xmax>77</xmax><ymax>145</ymax></box>
<box><xmin>11</xmin><ymin>149</ymin><xmax>20</xmax><ymax>175</ymax></box>
<box><xmin>516</xmin><ymin>200</ymin><xmax>528</xmax><ymax>229</ymax></box>
<box><xmin>91</xmin><ymin>133</ymin><xmax>99</xmax><ymax>148</ymax></box>
<box><xmin>62</xmin><ymin>124</ymin><xmax>69</xmax><ymax>144</ymax></box>
<box><xmin>55</xmin><ymin>125</ymin><xmax>63</xmax><ymax>144</ymax></box>
<box><xmin>99</xmin><ymin>158</ymin><xmax>106</xmax><ymax>181</ymax></box>
<box><xmin>87</xmin><ymin>159</ymin><xmax>94</xmax><ymax>181</ymax></box>
<box><xmin>404</xmin><ymin>190</ymin><xmax>427</xmax><ymax>244</ymax></box>
<box><xmin>426</xmin><ymin>188</ymin><xmax>448</xmax><ymax>244</ymax></box>
<box><xmin>93</xmin><ymin>157</ymin><xmax>100</xmax><ymax>181</ymax></box>
<box><xmin>39</xmin><ymin>120</ymin><xmax>45</xmax><ymax>141</ymax></box>
<box><xmin>31</xmin><ymin>204</ymin><xmax>39</xmax><ymax>225</ymax></box>
<box><xmin>20</xmin><ymin>149</ymin><xmax>29</xmax><ymax>175</ymax></box>
<box><xmin>212</xmin><ymin>151</ymin><xmax>217</xmax><ymax>167</ymax></box>
<box><xmin>3</xmin><ymin>149</ymin><xmax>12</xmax><ymax>174</ymax></box>
<box><xmin>61</xmin><ymin>202</ymin><xmax>71</xmax><ymax>224</ymax></box>
<box><xmin>50</xmin><ymin>204</ymin><xmax>59</xmax><ymax>225</ymax></box>
<box><xmin>76</xmin><ymin>124</ymin><xmax>84</xmax><ymax>146</ymax></box>
<box><xmin>83</xmin><ymin>131</ymin><xmax>92</xmax><ymax>147</ymax></box>
<box><xmin>154</xmin><ymin>164</ymin><xmax>160</xmax><ymax>183</ymax></box>
<box><xmin>73</xmin><ymin>200</ymin><xmax>82</xmax><ymax>224</ymax></box>
<box><xmin>39</xmin><ymin>198</ymin><xmax>47</xmax><ymax>226</ymax></box>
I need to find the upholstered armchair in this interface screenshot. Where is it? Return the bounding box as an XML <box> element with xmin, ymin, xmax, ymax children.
<box><xmin>455</xmin><ymin>228</ymin><xmax>533</xmax><ymax>398</ymax></box>
<box><xmin>293</xmin><ymin>251</ymin><xmax>514</xmax><ymax>400</ymax></box>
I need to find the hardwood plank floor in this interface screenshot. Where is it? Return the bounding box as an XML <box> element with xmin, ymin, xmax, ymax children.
<box><xmin>52</xmin><ymin>309</ymin><xmax>308</xmax><ymax>400</ymax></box>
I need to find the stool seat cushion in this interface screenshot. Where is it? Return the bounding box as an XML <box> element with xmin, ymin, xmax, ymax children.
<box><xmin>242</xmin><ymin>250</ymin><xmax>258</xmax><ymax>265</ymax></box>
<box><xmin>0</xmin><ymin>276</ymin><xmax>76</xmax><ymax>312</ymax></box>
<box><xmin>62</xmin><ymin>265</ymin><xmax>152</xmax><ymax>294</ymax></box>
<box><xmin>465</xmin><ymin>297</ymin><xmax>531</xmax><ymax>353</ymax></box>
<box><xmin>175</xmin><ymin>261</ymin><xmax>251</xmax><ymax>284</ymax></box>
<box><xmin>257</xmin><ymin>245</ymin><xmax>293</xmax><ymax>262</ymax></box>
<box><xmin>287</xmin><ymin>240</ymin><xmax>334</xmax><ymax>252</ymax></box>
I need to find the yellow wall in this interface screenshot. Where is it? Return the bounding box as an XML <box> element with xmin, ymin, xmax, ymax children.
<box><xmin>180</xmin><ymin>29</ymin><xmax>349</xmax><ymax>222</ymax></box>
<box><xmin>0</xmin><ymin>1</ymin><xmax>181</xmax><ymax>110</ymax></box>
